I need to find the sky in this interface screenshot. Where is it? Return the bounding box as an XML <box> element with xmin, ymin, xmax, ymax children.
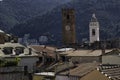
<box><xmin>0</xmin><ymin>0</ymin><xmax>2</xmax><ymax>1</ymax></box>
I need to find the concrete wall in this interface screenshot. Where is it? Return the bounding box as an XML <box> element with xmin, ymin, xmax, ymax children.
<box><xmin>102</xmin><ymin>55</ymin><xmax>120</xmax><ymax>64</ymax></box>
<box><xmin>18</xmin><ymin>57</ymin><xmax>39</xmax><ymax>72</ymax></box>
<box><xmin>70</xmin><ymin>56</ymin><xmax>101</xmax><ymax>63</ymax></box>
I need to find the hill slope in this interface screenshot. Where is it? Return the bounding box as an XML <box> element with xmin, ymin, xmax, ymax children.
<box><xmin>0</xmin><ymin>0</ymin><xmax>70</xmax><ymax>30</ymax></box>
<box><xmin>10</xmin><ymin>0</ymin><xmax>120</xmax><ymax>45</ymax></box>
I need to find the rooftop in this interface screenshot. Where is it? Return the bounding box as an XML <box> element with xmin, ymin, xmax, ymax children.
<box><xmin>59</xmin><ymin>49</ymin><xmax>112</xmax><ymax>57</ymax></box>
<box><xmin>29</xmin><ymin>45</ymin><xmax>57</xmax><ymax>58</ymax></box>
<box><xmin>98</xmin><ymin>64</ymin><xmax>120</xmax><ymax>80</ymax></box>
<box><xmin>103</xmin><ymin>49</ymin><xmax>120</xmax><ymax>56</ymax></box>
<box><xmin>0</xmin><ymin>43</ymin><xmax>24</xmax><ymax>48</ymax></box>
<box><xmin>58</xmin><ymin>62</ymin><xmax>99</xmax><ymax>77</ymax></box>
<box><xmin>80</xmin><ymin>70</ymin><xmax>111</xmax><ymax>80</ymax></box>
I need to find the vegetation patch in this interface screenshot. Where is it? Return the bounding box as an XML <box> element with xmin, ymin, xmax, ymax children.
<box><xmin>0</xmin><ymin>57</ymin><xmax>20</xmax><ymax>67</ymax></box>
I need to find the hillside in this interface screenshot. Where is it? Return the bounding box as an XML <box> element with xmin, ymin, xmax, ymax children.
<box><xmin>10</xmin><ymin>0</ymin><xmax>120</xmax><ymax>45</ymax></box>
<box><xmin>0</xmin><ymin>0</ymin><xmax>70</xmax><ymax>30</ymax></box>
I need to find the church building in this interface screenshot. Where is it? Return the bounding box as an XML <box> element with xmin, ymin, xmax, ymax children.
<box><xmin>89</xmin><ymin>13</ymin><xmax>100</xmax><ymax>43</ymax></box>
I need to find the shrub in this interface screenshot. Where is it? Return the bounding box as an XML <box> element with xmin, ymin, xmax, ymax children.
<box><xmin>0</xmin><ymin>57</ymin><xmax>21</xmax><ymax>67</ymax></box>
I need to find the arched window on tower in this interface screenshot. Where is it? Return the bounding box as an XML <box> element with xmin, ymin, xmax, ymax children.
<box><xmin>67</xmin><ymin>14</ymin><xmax>70</xmax><ymax>20</ymax></box>
<box><xmin>92</xmin><ymin>29</ymin><xmax>95</xmax><ymax>36</ymax></box>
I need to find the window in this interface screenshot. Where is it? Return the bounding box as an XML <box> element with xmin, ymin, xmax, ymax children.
<box><xmin>92</xmin><ymin>29</ymin><xmax>95</xmax><ymax>36</ymax></box>
<box><xmin>67</xmin><ymin>14</ymin><xmax>70</xmax><ymax>19</ymax></box>
<box><xmin>2</xmin><ymin>47</ymin><xmax>13</xmax><ymax>55</ymax></box>
<box><xmin>15</xmin><ymin>47</ymin><xmax>24</xmax><ymax>55</ymax></box>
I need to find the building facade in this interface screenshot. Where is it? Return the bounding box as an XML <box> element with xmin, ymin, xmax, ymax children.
<box><xmin>102</xmin><ymin>49</ymin><xmax>120</xmax><ymax>64</ymax></box>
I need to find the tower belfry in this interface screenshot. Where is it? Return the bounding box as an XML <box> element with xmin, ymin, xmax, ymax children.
<box><xmin>89</xmin><ymin>13</ymin><xmax>100</xmax><ymax>43</ymax></box>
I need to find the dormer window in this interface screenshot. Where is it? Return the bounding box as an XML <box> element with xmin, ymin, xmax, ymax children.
<box><xmin>67</xmin><ymin>14</ymin><xmax>70</xmax><ymax>20</ymax></box>
<box><xmin>2</xmin><ymin>47</ymin><xmax>13</xmax><ymax>55</ymax></box>
<box><xmin>15</xmin><ymin>47</ymin><xmax>24</xmax><ymax>55</ymax></box>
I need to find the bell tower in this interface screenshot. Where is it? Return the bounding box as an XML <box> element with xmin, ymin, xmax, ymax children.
<box><xmin>89</xmin><ymin>13</ymin><xmax>100</xmax><ymax>43</ymax></box>
<box><xmin>62</xmin><ymin>8</ymin><xmax>76</xmax><ymax>45</ymax></box>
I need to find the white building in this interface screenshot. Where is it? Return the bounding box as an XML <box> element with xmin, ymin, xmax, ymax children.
<box><xmin>0</xmin><ymin>42</ymin><xmax>39</xmax><ymax>73</ymax></box>
<box><xmin>89</xmin><ymin>13</ymin><xmax>100</xmax><ymax>43</ymax></box>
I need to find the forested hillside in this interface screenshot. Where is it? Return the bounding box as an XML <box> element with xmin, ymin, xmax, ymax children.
<box><xmin>0</xmin><ymin>0</ymin><xmax>70</xmax><ymax>30</ymax></box>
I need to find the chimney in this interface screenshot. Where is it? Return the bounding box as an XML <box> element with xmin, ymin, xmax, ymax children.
<box><xmin>101</xmin><ymin>41</ymin><xmax>106</xmax><ymax>55</ymax></box>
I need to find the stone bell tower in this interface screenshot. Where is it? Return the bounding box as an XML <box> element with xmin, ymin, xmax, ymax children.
<box><xmin>62</xmin><ymin>8</ymin><xmax>76</xmax><ymax>45</ymax></box>
<box><xmin>89</xmin><ymin>13</ymin><xmax>100</xmax><ymax>43</ymax></box>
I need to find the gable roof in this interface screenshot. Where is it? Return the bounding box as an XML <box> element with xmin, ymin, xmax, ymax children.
<box><xmin>103</xmin><ymin>49</ymin><xmax>120</xmax><ymax>56</ymax></box>
<box><xmin>80</xmin><ymin>70</ymin><xmax>111</xmax><ymax>80</ymax></box>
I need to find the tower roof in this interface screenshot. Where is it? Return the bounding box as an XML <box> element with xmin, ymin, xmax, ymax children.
<box><xmin>91</xmin><ymin>13</ymin><xmax>98</xmax><ymax>22</ymax></box>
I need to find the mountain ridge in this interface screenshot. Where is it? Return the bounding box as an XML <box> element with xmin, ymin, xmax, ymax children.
<box><xmin>10</xmin><ymin>0</ymin><xmax>120</xmax><ymax>45</ymax></box>
<box><xmin>0</xmin><ymin>0</ymin><xmax>70</xmax><ymax>30</ymax></box>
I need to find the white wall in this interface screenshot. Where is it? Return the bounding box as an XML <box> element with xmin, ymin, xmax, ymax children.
<box><xmin>18</xmin><ymin>57</ymin><xmax>39</xmax><ymax>72</ymax></box>
<box><xmin>5</xmin><ymin>56</ymin><xmax>39</xmax><ymax>73</ymax></box>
